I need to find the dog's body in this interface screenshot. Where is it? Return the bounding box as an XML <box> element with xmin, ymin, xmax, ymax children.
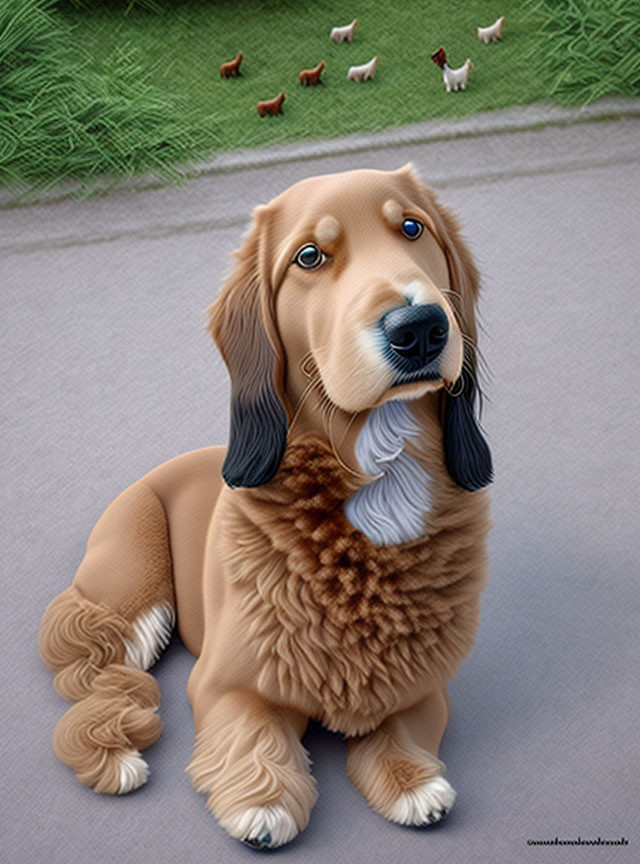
<box><xmin>40</xmin><ymin>167</ymin><xmax>492</xmax><ymax>849</ymax></box>
<box><xmin>477</xmin><ymin>16</ymin><xmax>506</xmax><ymax>44</ymax></box>
<box><xmin>298</xmin><ymin>60</ymin><xmax>326</xmax><ymax>86</ymax></box>
<box><xmin>220</xmin><ymin>51</ymin><xmax>243</xmax><ymax>78</ymax></box>
<box><xmin>257</xmin><ymin>91</ymin><xmax>285</xmax><ymax>116</ymax></box>
<box><xmin>330</xmin><ymin>18</ymin><xmax>357</xmax><ymax>42</ymax></box>
<box><xmin>346</xmin><ymin>55</ymin><xmax>379</xmax><ymax>82</ymax></box>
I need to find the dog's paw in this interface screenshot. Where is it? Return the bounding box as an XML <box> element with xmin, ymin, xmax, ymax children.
<box><xmin>226</xmin><ymin>805</ymin><xmax>299</xmax><ymax>849</ymax></box>
<box><xmin>386</xmin><ymin>776</ymin><xmax>456</xmax><ymax>827</ymax></box>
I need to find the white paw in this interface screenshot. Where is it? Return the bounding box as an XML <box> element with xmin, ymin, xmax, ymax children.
<box><xmin>117</xmin><ymin>750</ymin><xmax>149</xmax><ymax>794</ymax></box>
<box><xmin>225</xmin><ymin>805</ymin><xmax>298</xmax><ymax>849</ymax></box>
<box><xmin>386</xmin><ymin>776</ymin><xmax>456</xmax><ymax>827</ymax></box>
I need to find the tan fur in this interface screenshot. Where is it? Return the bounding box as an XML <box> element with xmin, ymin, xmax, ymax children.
<box><xmin>39</xmin><ymin>586</ymin><xmax>130</xmax><ymax>701</ymax></box>
<box><xmin>40</xmin><ymin>482</ymin><xmax>174</xmax><ymax>791</ymax></box>
<box><xmin>187</xmin><ymin>691</ymin><xmax>316</xmax><ymax>839</ymax></box>
<box><xmin>40</xmin><ymin>168</ymin><xmax>491</xmax><ymax>842</ymax></box>
<box><xmin>347</xmin><ymin>715</ymin><xmax>444</xmax><ymax>817</ymax></box>
<box><xmin>73</xmin><ymin>481</ymin><xmax>174</xmax><ymax>621</ymax></box>
<box><xmin>218</xmin><ymin>438</ymin><xmax>488</xmax><ymax>735</ymax></box>
<box><xmin>53</xmin><ymin>665</ymin><xmax>162</xmax><ymax>794</ymax></box>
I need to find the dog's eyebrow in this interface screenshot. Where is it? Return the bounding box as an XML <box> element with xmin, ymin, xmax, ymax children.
<box><xmin>314</xmin><ymin>215</ymin><xmax>342</xmax><ymax>247</ymax></box>
<box><xmin>382</xmin><ymin>199</ymin><xmax>404</xmax><ymax>227</ymax></box>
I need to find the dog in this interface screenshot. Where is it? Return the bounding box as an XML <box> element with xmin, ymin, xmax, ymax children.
<box><xmin>477</xmin><ymin>16</ymin><xmax>506</xmax><ymax>44</ymax></box>
<box><xmin>220</xmin><ymin>51</ymin><xmax>243</xmax><ymax>78</ymax></box>
<box><xmin>431</xmin><ymin>47</ymin><xmax>472</xmax><ymax>92</ymax></box>
<box><xmin>330</xmin><ymin>18</ymin><xmax>357</xmax><ymax>42</ymax></box>
<box><xmin>346</xmin><ymin>55</ymin><xmax>379</xmax><ymax>82</ymax></box>
<box><xmin>39</xmin><ymin>166</ymin><xmax>492</xmax><ymax>849</ymax></box>
<box><xmin>298</xmin><ymin>60</ymin><xmax>326</xmax><ymax>86</ymax></box>
<box><xmin>257</xmin><ymin>91</ymin><xmax>285</xmax><ymax>116</ymax></box>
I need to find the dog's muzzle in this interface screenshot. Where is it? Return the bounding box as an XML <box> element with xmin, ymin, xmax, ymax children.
<box><xmin>380</xmin><ymin>304</ymin><xmax>449</xmax><ymax>382</ymax></box>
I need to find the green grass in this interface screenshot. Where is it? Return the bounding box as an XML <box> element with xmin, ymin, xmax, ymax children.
<box><xmin>525</xmin><ymin>0</ymin><xmax>640</xmax><ymax>104</ymax></box>
<box><xmin>57</xmin><ymin>0</ymin><xmax>549</xmax><ymax>154</ymax></box>
<box><xmin>4</xmin><ymin>0</ymin><xmax>638</xmax><ymax>193</ymax></box>
<box><xmin>0</xmin><ymin>0</ymin><xmax>219</xmax><ymax>192</ymax></box>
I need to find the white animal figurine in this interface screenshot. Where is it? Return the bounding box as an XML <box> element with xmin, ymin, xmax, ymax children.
<box><xmin>330</xmin><ymin>18</ymin><xmax>358</xmax><ymax>43</ymax></box>
<box><xmin>346</xmin><ymin>55</ymin><xmax>379</xmax><ymax>82</ymax></box>
<box><xmin>477</xmin><ymin>16</ymin><xmax>506</xmax><ymax>44</ymax></box>
<box><xmin>431</xmin><ymin>47</ymin><xmax>472</xmax><ymax>92</ymax></box>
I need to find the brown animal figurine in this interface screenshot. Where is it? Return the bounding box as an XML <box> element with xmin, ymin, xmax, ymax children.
<box><xmin>220</xmin><ymin>51</ymin><xmax>243</xmax><ymax>78</ymax></box>
<box><xmin>39</xmin><ymin>166</ymin><xmax>493</xmax><ymax>850</ymax></box>
<box><xmin>298</xmin><ymin>60</ymin><xmax>326</xmax><ymax>86</ymax></box>
<box><xmin>257</xmin><ymin>91</ymin><xmax>286</xmax><ymax>116</ymax></box>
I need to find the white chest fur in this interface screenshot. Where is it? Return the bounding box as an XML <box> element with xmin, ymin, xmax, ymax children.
<box><xmin>344</xmin><ymin>400</ymin><xmax>433</xmax><ymax>546</ymax></box>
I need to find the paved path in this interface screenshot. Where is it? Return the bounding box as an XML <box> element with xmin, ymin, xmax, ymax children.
<box><xmin>3</xmin><ymin>115</ymin><xmax>640</xmax><ymax>864</ymax></box>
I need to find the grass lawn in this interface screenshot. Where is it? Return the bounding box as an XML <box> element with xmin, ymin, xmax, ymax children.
<box><xmin>3</xmin><ymin>1</ymin><xmax>637</xmax><ymax>192</ymax></box>
<box><xmin>58</xmin><ymin>0</ymin><xmax>549</xmax><ymax>154</ymax></box>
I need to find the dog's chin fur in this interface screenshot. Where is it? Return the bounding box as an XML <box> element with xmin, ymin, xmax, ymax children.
<box><xmin>323</xmin><ymin>382</ymin><xmax>440</xmax><ymax>415</ymax></box>
<box><xmin>382</xmin><ymin>377</ymin><xmax>444</xmax><ymax>404</ymax></box>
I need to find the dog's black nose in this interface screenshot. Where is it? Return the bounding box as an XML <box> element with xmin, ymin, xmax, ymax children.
<box><xmin>382</xmin><ymin>304</ymin><xmax>449</xmax><ymax>370</ymax></box>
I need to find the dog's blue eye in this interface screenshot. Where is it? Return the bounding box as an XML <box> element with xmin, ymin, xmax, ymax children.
<box><xmin>295</xmin><ymin>244</ymin><xmax>325</xmax><ymax>270</ymax></box>
<box><xmin>401</xmin><ymin>218</ymin><xmax>423</xmax><ymax>239</ymax></box>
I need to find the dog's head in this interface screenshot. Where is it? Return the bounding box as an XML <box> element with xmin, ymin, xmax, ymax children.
<box><xmin>209</xmin><ymin>166</ymin><xmax>492</xmax><ymax>492</ymax></box>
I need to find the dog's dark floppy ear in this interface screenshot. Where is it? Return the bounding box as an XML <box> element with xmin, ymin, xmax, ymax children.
<box><xmin>400</xmin><ymin>165</ymin><xmax>493</xmax><ymax>491</ymax></box>
<box><xmin>208</xmin><ymin>206</ymin><xmax>288</xmax><ymax>488</ymax></box>
<box><xmin>442</xmin><ymin>351</ymin><xmax>493</xmax><ymax>491</ymax></box>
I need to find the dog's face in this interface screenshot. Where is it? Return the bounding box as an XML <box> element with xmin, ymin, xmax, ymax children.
<box><xmin>210</xmin><ymin>166</ymin><xmax>491</xmax><ymax>492</ymax></box>
<box><xmin>272</xmin><ymin>167</ymin><xmax>464</xmax><ymax>412</ymax></box>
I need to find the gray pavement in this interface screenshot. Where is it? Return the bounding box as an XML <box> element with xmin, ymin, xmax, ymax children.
<box><xmin>2</xmin><ymin>115</ymin><xmax>640</xmax><ymax>863</ymax></box>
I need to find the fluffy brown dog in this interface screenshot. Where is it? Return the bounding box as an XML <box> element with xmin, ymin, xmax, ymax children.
<box><xmin>39</xmin><ymin>166</ymin><xmax>492</xmax><ymax>849</ymax></box>
<box><xmin>257</xmin><ymin>91</ymin><xmax>286</xmax><ymax>116</ymax></box>
<box><xmin>298</xmin><ymin>60</ymin><xmax>326</xmax><ymax>86</ymax></box>
<box><xmin>220</xmin><ymin>51</ymin><xmax>243</xmax><ymax>78</ymax></box>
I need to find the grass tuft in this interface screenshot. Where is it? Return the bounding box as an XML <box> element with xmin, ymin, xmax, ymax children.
<box><xmin>0</xmin><ymin>0</ymin><xmax>219</xmax><ymax>193</ymax></box>
<box><xmin>525</xmin><ymin>0</ymin><xmax>640</xmax><ymax>104</ymax></box>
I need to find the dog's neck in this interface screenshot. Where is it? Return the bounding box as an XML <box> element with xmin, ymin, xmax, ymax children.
<box><xmin>344</xmin><ymin>400</ymin><xmax>434</xmax><ymax>546</ymax></box>
<box><xmin>287</xmin><ymin>372</ymin><xmax>441</xmax><ymax>546</ymax></box>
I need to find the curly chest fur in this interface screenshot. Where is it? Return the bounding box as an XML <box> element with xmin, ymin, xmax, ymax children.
<box><xmin>222</xmin><ymin>439</ymin><xmax>489</xmax><ymax>734</ymax></box>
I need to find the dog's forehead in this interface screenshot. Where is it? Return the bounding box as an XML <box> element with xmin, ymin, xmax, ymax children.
<box><xmin>271</xmin><ymin>169</ymin><xmax>418</xmax><ymax>224</ymax></box>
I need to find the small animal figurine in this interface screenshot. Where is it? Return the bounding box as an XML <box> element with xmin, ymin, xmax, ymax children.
<box><xmin>477</xmin><ymin>16</ymin><xmax>506</xmax><ymax>44</ymax></box>
<box><xmin>220</xmin><ymin>51</ymin><xmax>243</xmax><ymax>78</ymax></box>
<box><xmin>431</xmin><ymin>47</ymin><xmax>472</xmax><ymax>92</ymax></box>
<box><xmin>257</xmin><ymin>91</ymin><xmax>286</xmax><ymax>116</ymax></box>
<box><xmin>298</xmin><ymin>60</ymin><xmax>326</xmax><ymax>86</ymax></box>
<box><xmin>346</xmin><ymin>55</ymin><xmax>379</xmax><ymax>82</ymax></box>
<box><xmin>330</xmin><ymin>18</ymin><xmax>357</xmax><ymax>42</ymax></box>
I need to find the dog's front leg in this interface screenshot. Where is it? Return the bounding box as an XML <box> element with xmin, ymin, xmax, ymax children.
<box><xmin>187</xmin><ymin>689</ymin><xmax>316</xmax><ymax>849</ymax></box>
<box><xmin>346</xmin><ymin>687</ymin><xmax>456</xmax><ymax>827</ymax></box>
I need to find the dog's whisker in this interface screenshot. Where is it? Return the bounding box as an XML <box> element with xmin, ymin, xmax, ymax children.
<box><xmin>323</xmin><ymin>401</ymin><xmax>372</xmax><ymax>482</ymax></box>
<box><xmin>299</xmin><ymin>347</ymin><xmax>329</xmax><ymax>379</ymax></box>
<box><xmin>336</xmin><ymin>409</ymin><xmax>360</xmax><ymax>451</ymax></box>
<box><xmin>440</xmin><ymin>288</ymin><xmax>463</xmax><ymax>305</ymax></box>
<box><xmin>298</xmin><ymin>372</ymin><xmax>369</xmax><ymax>481</ymax></box>
<box><xmin>288</xmin><ymin>373</ymin><xmax>324</xmax><ymax>437</ymax></box>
